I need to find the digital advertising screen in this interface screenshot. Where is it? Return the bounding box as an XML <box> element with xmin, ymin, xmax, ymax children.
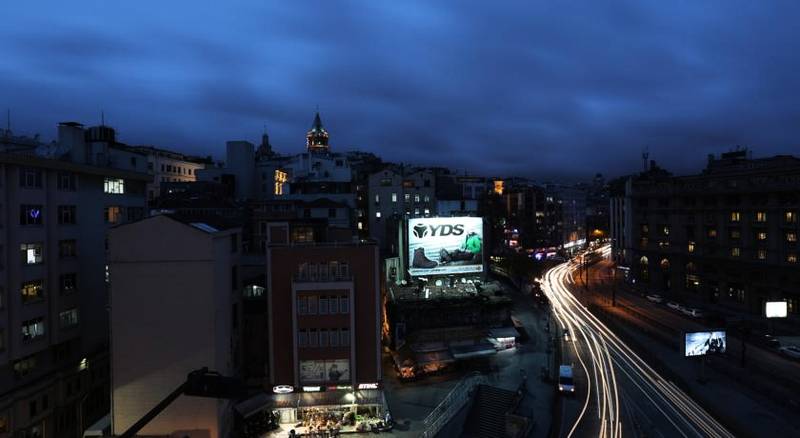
<box><xmin>765</xmin><ymin>301</ymin><xmax>788</xmax><ymax>318</ymax></box>
<box><xmin>685</xmin><ymin>331</ymin><xmax>727</xmax><ymax>357</ymax></box>
<box><xmin>408</xmin><ymin>217</ymin><xmax>484</xmax><ymax>276</ymax></box>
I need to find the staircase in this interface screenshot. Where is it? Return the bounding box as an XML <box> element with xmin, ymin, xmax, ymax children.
<box><xmin>462</xmin><ymin>385</ymin><xmax>519</xmax><ymax>438</ymax></box>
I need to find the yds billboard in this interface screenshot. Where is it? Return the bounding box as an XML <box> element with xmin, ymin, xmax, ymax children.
<box><xmin>685</xmin><ymin>331</ymin><xmax>727</xmax><ymax>357</ymax></box>
<box><xmin>408</xmin><ymin>217</ymin><xmax>483</xmax><ymax>276</ymax></box>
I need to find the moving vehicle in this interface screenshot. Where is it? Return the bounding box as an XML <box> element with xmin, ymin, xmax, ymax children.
<box><xmin>558</xmin><ymin>365</ymin><xmax>575</xmax><ymax>393</ymax></box>
<box><xmin>646</xmin><ymin>294</ymin><xmax>663</xmax><ymax>303</ymax></box>
<box><xmin>666</xmin><ymin>301</ymin><xmax>683</xmax><ymax>311</ymax></box>
<box><xmin>680</xmin><ymin>307</ymin><xmax>704</xmax><ymax>318</ymax></box>
<box><xmin>779</xmin><ymin>345</ymin><xmax>800</xmax><ymax>360</ymax></box>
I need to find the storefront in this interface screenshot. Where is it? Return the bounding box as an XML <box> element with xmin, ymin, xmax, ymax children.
<box><xmin>489</xmin><ymin>327</ymin><xmax>520</xmax><ymax>349</ymax></box>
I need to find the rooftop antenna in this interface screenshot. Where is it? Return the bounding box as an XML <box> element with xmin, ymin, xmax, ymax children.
<box><xmin>642</xmin><ymin>147</ymin><xmax>649</xmax><ymax>172</ymax></box>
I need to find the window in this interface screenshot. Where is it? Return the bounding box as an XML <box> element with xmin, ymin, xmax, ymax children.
<box><xmin>21</xmin><ymin>318</ymin><xmax>45</xmax><ymax>341</ymax></box>
<box><xmin>375</xmin><ymin>211</ymin><xmax>381</xmax><ymax>218</ymax></box>
<box><xmin>292</xmin><ymin>227</ymin><xmax>314</xmax><ymax>243</ymax></box>
<box><xmin>687</xmin><ymin>241</ymin><xmax>695</xmax><ymax>253</ymax></box>
<box><xmin>391</xmin><ymin>193</ymin><xmax>397</xmax><ymax>202</ymax></box>
<box><xmin>731</xmin><ymin>247</ymin><xmax>741</xmax><ymax>257</ymax></box>
<box><xmin>319</xmin><ymin>297</ymin><xmax>329</xmax><ymax>315</ymax></box>
<box><xmin>339</xmin><ymin>262</ymin><xmax>349</xmax><ymax>278</ymax></box>
<box><xmin>60</xmin><ymin>274</ymin><xmax>77</xmax><ymax>294</ymax></box>
<box><xmin>414</xmin><ymin>208</ymin><xmax>419</xmax><ymax>216</ymax></box>
<box><xmin>58</xmin><ymin>206</ymin><xmax>76</xmax><ymax>224</ymax></box>
<box><xmin>380</xmin><ymin>178</ymin><xmax>392</xmax><ymax>186</ymax></box>
<box><xmin>329</xmin><ymin>295</ymin><xmax>339</xmax><ymax>314</ymax></box>
<box><xmin>328</xmin><ymin>208</ymin><xmax>336</xmax><ymax>218</ymax></box>
<box><xmin>730</xmin><ymin>211</ymin><xmax>740</xmax><ymax>222</ymax></box>
<box><xmin>298</xmin><ymin>330</ymin><xmax>308</xmax><ymax>348</ymax></box>
<box><xmin>59</xmin><ymin>308</ymin><xmax>78</xmax><ymax>329</ymax></box>
<box><xmin>13</xmin><ymin>355</ymin><xmax>37</xmax><ymax>377</ymax></box>
<box><xmin>755</xmin><ymin>211</ymin><xmax>767</xmax><ymax>222</ymax></box>
<box><xmin>729</xmin><ymin>229</ymin><xmax>740</xmax><ymax>239</ymax></box>
<box><xmin>757</xmin><ymin>249</ymin><xmax>767</xmax><ymax>260</ymax></box>
<box><xmin>339</xmin><ymin>296</ymin><xmax>349</xmax><ymax>314</ymax></box>
<box><xmin>57</xmin><ymin>172</ymin><xmax>76</xmax><ymax>191</ymax></box>
<box><xmin>787</xmin><ymin>232</ymin><xmax>797</xmax><ymax>243</ymax></box>
<box><xmin>21</xmin><ymin>280</ymin><xmax>44</xmax><ymax>303</ymax></box>
<box><xmin>786</xmin><ymin>211</ymin><xmax>797</xmax><ymax>223</ymax></box>
<box><xmin>341</xmin><ymin>328</ymin><xmax>350</xmax><ymax>347</ymax></box>
<box><xmin>308</xmin><ymin>296</ymin><xmax>318</xmax><ymax>314</ymax></box>
<box><xmin>424</xmin><ymin>208</ymin><xmax>430</xmax><ymax>215</ymax></box>
<box><xmin>103</xmin><ymin>178</ymin><xmax>125</xmax><ymax>194</ymax></box>
<box><xmin>330</xmin><ymin>328</ymin><xmax>339</xmax><ymax>347</ymax></box>
<box><xmin>59</xmin><ymin>240</ymin><xmax>77</xmax><ymax>258</ymax></box>
<box><xmin>757</xmin><ymin>231</ymin><xmax>767</xmax><ymax>241</ymax></box>
<box><xmin>298</xmin><ymin>296</ymin><xmax>308</xmax><ymax>315</ymax></box>
<box><xmin>231</xmin><ymin>266</ymin><xmax>238</xmax><ymax>291</ymax></box>
<box><xmin>707</xmin><ymin>228</ymin><xmax>717</xmax><ymax>239</ymax></box>
<box><xmin>424</xmin><ymin>195</ymin><xmax>430</xmax><ymax>203</ymax></box>
<box><xmin>374</xmin><ymin>194</ymin><xmax>380</xmax><ymax>203</ymax></box>
<box><xmin>20</xmin><ymin>205</ymin><xmax>43</xmax><ymax>226</ymax></box>
<box><xmin>404</xmin><ymin>194</ymin><xmax>410</xmax><ymax>202</ymax></box>
<box><xmin>319</xmin><ymin>329</ymin><xmax>329</xmax><ymax>347</ymax></box>
<box><xmin>21</xmin><ymin>243</ymin><xmax>43</xmax><ymax>264</ymax></box>
<box><xmin>414</xmin><ymin>194</ymin><xmax>420</xmax><ymax>203</ymax></box>
<box><xmin>104</xmin><ymin>206</ymin><xmax>122</xmax><ymax>224</ymax></box>
<box><xmin>641</xmin><ymin>224</ymin><xmax>649</xmax><ymax>234</ymax></box>
<box><xmin>309</xmin><ymin>329</ymin><xmax>318</xmax><ymax>347</ymax></box>
<box><xmin>789</xmin><ymin>253</ymin><xmax>798</xmax><ymax>264</ymax></box>
<box><xmin>19</xmin><ymin>168</ymin><xmax>43</xmax><ymax>188</ymax></box>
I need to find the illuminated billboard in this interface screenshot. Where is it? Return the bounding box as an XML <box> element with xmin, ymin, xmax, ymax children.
<box><xmin>766</xmin><ymin>301</ymin><xmax>788</xmax><ymax>318</ymax></box>
<box><xmin>685</xmin><ymin>331</ymin><xmax>726</xmax><ymax>357</ymax></box>
<box><xmin>299</xmin><ymin>359</ymin><xmax>350</xmax><ymax>383</ymax></box>
<box><xmin>408</xmin><ymin>217</ymin><xmax>483</xmax><ymax>276</ymax></box>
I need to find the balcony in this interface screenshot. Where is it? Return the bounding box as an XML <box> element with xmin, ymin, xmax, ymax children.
<box><xmin>293</xmin><ymin>273</ymin><xmax>353</xmax><ymax>283</ymax></box>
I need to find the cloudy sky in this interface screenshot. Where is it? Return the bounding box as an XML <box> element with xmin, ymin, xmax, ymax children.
<box><xmin>2</xmin><ymin>1</ymin><xmax>799</xmax><ymax>180</ymax></box>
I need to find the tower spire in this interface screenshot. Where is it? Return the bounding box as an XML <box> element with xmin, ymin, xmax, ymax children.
<box><xmin>306</xmin><ymin>110</ymin><xmax>329</xmax><ymax>153</ymax></box>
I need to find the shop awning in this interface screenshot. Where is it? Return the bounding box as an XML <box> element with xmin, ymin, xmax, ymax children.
<box><xmin>255</xmin><ymin>389</ymin><xmax>385</xmax><ymax>410</ymax></box>
<box><xmin>235</xmin><ymin>392</ymin><xmax>273</xmax><ymax>418</ymax></box>
<box><xmin>488</xmin><ymin>327</ymin><xmax>520</xmax><ymax>339</ymax></box>
<box><xmin>450</xmin><ymin>342</ymin><xmax>497</xmax><ymax>360</ymax></box>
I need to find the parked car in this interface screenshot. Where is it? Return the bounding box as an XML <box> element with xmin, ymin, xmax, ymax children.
<box><xmin>680</xmin><ymin>307</ymin><xmax>704</xmax><ymax>318</ymax></box>
<box><xmin>558</xmin><ymin>365</ymin><xmax>575</xmax><ymax>393</ymax></box>
<box><xmin>666</xmin><ymin>301</ymin><xmax>684</xmax><ymax>311</ymax></box>
<box><xmin>759</xmin><ymin>335</ymin><xmax>781</xmax><ymax>349</ymax></box>
<box><xmin>779</xmin><ymin>345</ymin><xmax>800</xmax><ymax>360</ymax></box>
<box><xmin>646</xmin><ymin>294</ymin><xmax>663</xmax><ymax>303</ymax></box>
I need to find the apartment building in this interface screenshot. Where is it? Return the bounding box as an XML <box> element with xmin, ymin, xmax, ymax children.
<box><xmin>108</xmin><ymin>214</ymin><xmax>241</xmax><ymax>438</ymax></box>
<box><xmin>119</xmin><ymin>145</ymin><xmax>209</xmax><ymax>202</ymax></box>
<box><xmin>0</xmin><ymin>122</ymin><xmax>148</xmax><ymax>438</ymax></box>
<box><xmin>626</xmin><ymin>150</ymin><xmax>800</xmax><ymax>315</ymax></box>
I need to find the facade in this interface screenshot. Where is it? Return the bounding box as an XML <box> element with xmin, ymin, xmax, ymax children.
<box><xmin>119</xmin><ymin>145</ymin><xmax>208</xmax><ymax>202</ymax></box>
<box><xmin>266</xmin><ymin>235</ymin><xmax>381</xmax><ymax>389</ymax></box>
<box><xmin>108</xmin><ymin>214</ymin><xmax>241</xmax><ymax>438</ymax></box>
<box><xmin>608</xmin><ymin>177</ymin><xmax>628</xmax><ymax>264</ymax></box>
<box><xmin>368</xmin><ymin>167</ymin><xmax>436</xmax><ymax>254</ymax></box>
<box><xmin>626</xmin><ymin>151</ymin><xmax>800</xmax><ymax>315</ymax></box>
<box><xmin>0</xmin><ymin>122</ymin><xmax>148</xmax><ymax>438</ymax></box>
<box><xmin>546</xmin><ymin>184</ymin><xmax>587</xmax><ymax>252</ymax></box>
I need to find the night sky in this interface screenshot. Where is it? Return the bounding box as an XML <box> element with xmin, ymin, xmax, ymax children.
<box><xmin>2</xmin><ymin>1</ymin><xmax>799</xmax><ymax>180</ymax></box>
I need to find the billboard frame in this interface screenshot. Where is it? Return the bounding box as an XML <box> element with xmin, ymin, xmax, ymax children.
<box><xmin>684</xmin><ymin>329</ymin><xmax>727</xmax><ymax>358</ymax></box>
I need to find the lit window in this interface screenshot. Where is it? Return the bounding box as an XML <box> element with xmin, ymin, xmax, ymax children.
<box><xmin>757</xmin><ymin>232</ymin><xmax>767</xmax><ymax>241</ymax></box>
<box><xmin>59</xmin><ymin>308</ymin><xmax>79</xmax><ymax>328</ymax></box>
<box><xmin>20</xmin><ymin>243</ymin><xmax>43</xmax><ymax>265</ymax></box>
<box><xmin>404</xmin><ymin>194</ymin><xmax>410</xmax><ymax>202</ymax></box>
<box><xmin>104</xmin><ymin>206</ymin><xmax>122</xmax><ymax>224</ymax></box>
<box><xmin>20</xmin><ymin>205</ymin><xmax>43</xmax><ymax>226</ymax></box>
<box><xmin>757</xmin><ymin>249</ymin><xmax>766</xmax><ymax>260</ymax></box>
<box><xmin>424</xmin><ymin>195</ymin><xmax>430</xmax><ymax>203</ymax></box>
<box><xmin>687</xmin><ymin>242</ymin><xmax>695</xmax><ymax>253</ymax></box>
<box><xmin>755</xmin><ymin>211</ymin><xmax>766</xmax><ymax>222</ymax></box>
<box><xmin>414</xmin><ymin>208</ymin><xmax>419</xmax><ymax>216</ymax></box>
<box><xmin>274</xmin><ymin>170</ymin><xmax>287</xmax><ymax>195</ymax></box>
<box><xmin>414</xmin><ymin>194</ymin><xmax>420</xmax><ymax>203</ymax></box>
<box><xmin>103</xmin><ymin>178</ymin><xmax>125</xmax><ymax>194</ymax></box>
<box><xmin>786</xmin><ymin>211</ymin><xmax>797</xmax><ymax>223</ymax></box>
<box><xmin>21</xmin><ymin>280</ymin><xmax>44</xmax><ymax>303</ymax></box>
<box><xmin>730</xmin><ymin>229</ymin><xmax>740</xmax><ymax>239</ymax></box>
<box><xmin>787</xmin><ymin>232</ymin><xmax>797</xmax><ymax>243</ymax></box>
<box><xmin>730</xmin><ymin>211</ymin><xmax>740</xmax><ymax>222</ymax></box>
<box><xmin>374</xmin><ymin>194</ymin><xmax>380</xmax><ymax>203</ymax></box>
<box><xmin>707</xmin><ymin>228</ymin><xmax>717</xmax><ymax>238</ymax></box>
<box><xmin>357</xmin><ymin>222</ymin><xmax>363</xmax><ymax>230</ymax></box>
<box><xmin>662</xmin><ymin>225</ymin><xmax>670</xmax><ymax>235</ymax></box>
<box><xmin>788</xmin><ymin>253</ymin><xmax>798</xmax><ymax>263</ymax></box>
<box><xmin>375</xmin><ymin>211</ymin><xmax>381</xmax><ymax>218</ymax></box>
<box><xmin>391</xmin><ymin>193</ymin><xmax>397</xmax><ymax>202</ymax></box>
<box><xmin>731</xmin><ymin>247</ymin><xmax>741</xmax><ymax>257</ymax></box>
<box><xmin>424</xmin><ymin>208</ymin><xmax>430</xmax><ymax>215</ymax></box>
<box><xmin>21</xmin><ymin>318</ymin><xmax>45</xmax><ymax>341</ymax></box>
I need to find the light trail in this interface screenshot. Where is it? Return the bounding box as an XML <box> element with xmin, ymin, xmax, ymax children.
<box><xmin>543</xmin><ymin>245</ymin><xmax>734</xmax><ymax>438</ymax></box>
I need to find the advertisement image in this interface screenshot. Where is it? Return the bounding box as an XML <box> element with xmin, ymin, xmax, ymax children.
<box><xmin>685</xmin><ymin>331</ymin><xmax>727</xmax><ymax>357</ymax></box>
<box><xmin>300</xmin><ymin>359</ymin><xmax>351</xmax><ymax>383</ymax></box>
<box><xmin>408</xmin><ymin>217</ymin><xmax>484</xmax><ymax>276</ymax></box>
<box><xmin>766</xmin><ymin>301</ymin><xmax>788</xmax><ymax>318</ymax></box>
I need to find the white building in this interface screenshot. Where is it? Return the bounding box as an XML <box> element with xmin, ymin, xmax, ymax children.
<box><xmin>368</xmin><ymin>167</ymin><xmax>436</xmax><ymax>253</ymax></box>
<box><xmin>118</xmin><ymin>145</ymin><xmax>209</xmax><ymax>202</ymax></box>
<box><xmin>108</xmin><ymin>214</ymin><xmax>241</xmax><ymax>438</ymax></box>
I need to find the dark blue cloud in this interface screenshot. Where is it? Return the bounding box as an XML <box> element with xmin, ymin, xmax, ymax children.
<box><xmin>1</xmin><ymin>1</ymin><xmax>799</xmax><ymax>180</ymax></box>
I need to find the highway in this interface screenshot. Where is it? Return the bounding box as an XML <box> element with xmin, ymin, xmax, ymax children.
<box><xmin>543</xmin><ymin>247</ymin><xmax>734</xmax><ymax>438</ymax></box>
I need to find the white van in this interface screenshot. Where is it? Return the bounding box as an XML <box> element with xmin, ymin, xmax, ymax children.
<box><xmin>558</xmin><ymin>365</ymin><xmax>575</xmax><ymax>393</ymax></box>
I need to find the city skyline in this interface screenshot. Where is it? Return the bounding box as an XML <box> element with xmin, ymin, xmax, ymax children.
<box><xmin>3</xmin><ymin>1</ymin><xmax>800</xmax><ymax>180</ymax></box>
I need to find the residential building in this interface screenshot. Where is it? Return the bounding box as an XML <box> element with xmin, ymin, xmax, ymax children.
<box><xmin>117</xmin><ymin>145</ymin><xmax>209</xmax><ymax>203</ymax></box>
<box><xmin>108</xmin><ymin>214</ymin><xmax>241</xmax><ymax>438</ymax></box>
<box><xmin>626</xmin><ymin>150</ymin><xmax>800</xmax><ymax>315</ymax></box>
<box><xmin>0</xmin><ymin>121</ymin><xmax>148</xmax><ymax>438</ymax></box>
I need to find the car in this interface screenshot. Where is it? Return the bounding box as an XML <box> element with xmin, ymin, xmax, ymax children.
<box><xmin>666</xmin><ymin>301</ymin><xmax>683</xmax><ymax>311</ymax></box>
<box><xmin>558</xmin><ymin>365</ymin><xmax>575</xmax><ymax>393</ymax></box>
<box><xmin>680</xmin><ymin>307</ymin><xmax>704</xmax><ymax>318</ymax></box>
<box><xmin>645</xmin><ymin>294</ymin><xmax>663</xmax><ymax>303</ymax></box>
<box><xmin>779</xmin><ymin>345</ymin><xmax>800</xmax><ymax>360</ymax></box>
<box><xmin>760</xmin><ymin>335</ymin><xmax>781</xmax><ymax>349</ymax></box>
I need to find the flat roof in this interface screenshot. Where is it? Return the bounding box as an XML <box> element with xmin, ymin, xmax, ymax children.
<box><xmin>0</xmin><ymin>151</ymin><xmax>151</xmax><ymax>181</ymax></box>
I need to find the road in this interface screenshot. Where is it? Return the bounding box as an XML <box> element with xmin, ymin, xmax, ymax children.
<box><xmin>543</xmin><ymin>247</ymin><xmax>734</xmax><ymax>438</ymax></box>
